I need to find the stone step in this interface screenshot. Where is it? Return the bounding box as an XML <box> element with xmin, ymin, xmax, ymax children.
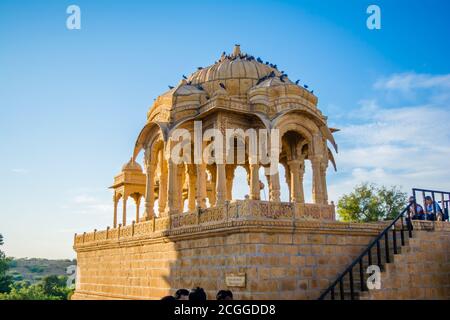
<box><xmin>325</xmin><ymin>233</ymin><xmax>414</xmax><ymax>299</ymax></box>
<box><xmin>319</xmin><ymin>227</ymin><xmax>418</xmax><ymax>300</ymax></box>
<box><xmin>324</xmin><ymin>290</ymin><xmax>368</xmax><ymax>300</ymax></box>
<box><xmin>362</xmin><ymin>239</ymin><xmax>409</xmax><ymax>268</ymax></box>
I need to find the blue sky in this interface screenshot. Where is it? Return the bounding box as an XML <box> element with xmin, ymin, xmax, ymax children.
<box><xmin>1</xmin><ymin>0</ymin><xmax>449</xmax><ymax>258</ymax></box>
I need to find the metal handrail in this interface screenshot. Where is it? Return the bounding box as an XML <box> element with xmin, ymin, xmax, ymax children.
<box><xmin>318</xmin><ymin>204</ymin><xmax>412</xmax><ymax>300</ymax></box>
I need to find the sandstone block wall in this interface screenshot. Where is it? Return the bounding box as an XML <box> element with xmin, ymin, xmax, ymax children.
<box><xmin>72</xmin><ymin>220</ymin><xmax>384</xmax><ymax>300</ymax></box>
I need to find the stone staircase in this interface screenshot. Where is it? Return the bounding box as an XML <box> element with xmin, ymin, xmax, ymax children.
<box><xmin>359</xmin><ymin>221</ymin><xmax>450</xmax><ymax>300</ymax></box>
<box><xmin>320</xmin><ymin>221</ymin><xmax>450</xmax><ymax>300</ymax></box>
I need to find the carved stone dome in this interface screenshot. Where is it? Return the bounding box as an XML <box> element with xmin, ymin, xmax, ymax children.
<box><xmin>144</xmin><ymin>45</ymin><xmax>319</xmax><ymax>128</ymax></box>
<box><xmin>122</xmin><ymin>158</ymin><xmax>143</xmax><ymax>172</ymax></box>
<box><xmin>185</xmin><ymin>45</ymin><xmax>286</xmax><ymax>96</ymax></box>
<box><xmin>188</xmin><ymin>45</ymin><xmax>282</xmax><ymax>85</ymax></box>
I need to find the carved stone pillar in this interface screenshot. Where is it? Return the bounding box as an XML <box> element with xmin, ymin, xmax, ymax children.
<box><xmin>113</xmin><ymin>192</ymin><xmax>118</xmax><ymax>228</ymax></box>
<box><xmin>135</xmin><ymin>195</ymin><xmax>141</xmax><ymax>222</ymax></box>
<box><xmin>196</xmin><ymin>163</ymin><xmax>207</xmax><ymax>209</ymax></box>
<box><xmin>283</xmin><ymin>163</ymin><xmax>291</xmax><ymax>202</ymax></box>
<box><xmin>187</xmin><ymin>165</ymin><xmax>197</xmax><ymax>211</ymax></box>
<box><xmin>166</xmin><ymin>158</ymin><xmax>180</xmax><ymax>215</ymax></box>
<box><xmin>225</xmin><ymin>165</ymin><xmax>235</xmax><ymax>201</ymax></box>
<box><xmin>158</xmin><ymin>150</ymin><xmax>167</xmax><ymax>215</ymax></box>
<box><xmin>298</xmin><ymin>162</ymin><xmax>305</xmax><ymax>203</ymax></box>
<box><xmin>320</xmin><ymin>161</ymin><xmax>329</xmax><ymax>204</ymax></box>
<box><xmin>216</xmin><ymin>163</ymin><xmax>226</xmax><ymax>205</ymax></box>
<box><xmin>143</xmin><ymin>163</ymin><xmax>156</xmax><ymax>220</ymax></box>
<box><xmin>268</xmin><ymin>171</ymin><xmax>281</xmax><ymax>202</ymax></box>
<box><xmin>122</xmin><ymin>195</ymin><xmax>128</xmax><ymax>226</ymax></box>
<box><xmin>311</xmin><ymin>156</ymin><xmax>324</xmax><ymax>204</ymax></box>
<box><xmin>249</xmin><ymin>163</ymin><xmax>260</xmax><ymax>200</ymax></box>
<box><xmin>177</xmin><ymin>165</ymin><xmax>185</xmax><ymax>212</ymax></box>
<box><xmin>245</xmin><ymin>165</ymin><xmax>251</xmax><ymax>187</ymax></box>
<box><xmin>208</xmin><ymin>166</ymin><xmax>217</xmax><ymax>206</ymax></box>
<box><xmin>288</xmin><ymin>159</ymin><xmax>304</xmax><ymax>203</ymax></box>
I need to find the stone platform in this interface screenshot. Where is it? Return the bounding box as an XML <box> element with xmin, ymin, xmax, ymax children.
<box><xmin>72</xmin><ymin>200</ymin><xmax>389</xmax><ymax>300</ymax></box>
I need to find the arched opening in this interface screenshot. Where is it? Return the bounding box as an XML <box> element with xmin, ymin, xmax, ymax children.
<box><xmin>153</xmin><ymin>199</ymin><xmax>160</xmax><ymax>217</ymax></box>
<box><xmin>259</xmin><ymin>166</ymin><xmax>269</xmax><ymax>201</ymax></box>
<box><xmin>303</xmin><ymin>161</ymin><xmax>313</xmax><ymax>203</ymax></box>
<box><xmin>277</xmin><ymin>164</ymin><xmax>289</xmax><ymax>202</ymax></box>
<box><xmin>155</xmin><ymin>148</ymin><xmax>167</xmax><ymax>216</ymax></box>
<box><xmin>279</xmin><ymin>129</ymin><xmax>310</xmax><ymax>204</ymax></box>
<box><xmin>124</xmin><ymin>193</ymin><xmax>144</xmax><ymax>224</ymax></box>
<box><xmin>232</xmin><ymin>166</ymin><xmax>249</xmax><ymax>200</ymax></box>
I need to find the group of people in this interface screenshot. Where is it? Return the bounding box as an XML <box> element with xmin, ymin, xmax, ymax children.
<box><xmin>408</xmin><ymin>196</ymin><xmax>449</xmax><ymax>221</ymax></box>
<box><xmin>161</xmin><ymin>287</ymin><xmax>233</xmax><ymax>301</ymax></box>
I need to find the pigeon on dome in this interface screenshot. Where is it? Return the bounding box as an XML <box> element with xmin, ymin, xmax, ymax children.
<box><xmin>214</xmin><ymin>82</ymin><xmax>228</xmax><ymax>96</ymax></box>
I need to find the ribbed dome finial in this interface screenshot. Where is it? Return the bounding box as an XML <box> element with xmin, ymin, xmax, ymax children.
<box><xmin>233</xmin><ymin>44</ymin><xmax>241</xmax><ymax>56</ymax></box>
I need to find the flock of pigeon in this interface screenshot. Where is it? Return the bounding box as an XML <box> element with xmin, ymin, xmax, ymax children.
<box><xmin>167</xmin><ymin>50</ymin><xmax>314</xmax><ymax>95</ymax></box>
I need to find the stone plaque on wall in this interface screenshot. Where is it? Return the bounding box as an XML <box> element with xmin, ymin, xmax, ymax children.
<box><xmin>225</xmin><ymin>273</ymin><xmax>246</xmax><ymax>288</ymax></box>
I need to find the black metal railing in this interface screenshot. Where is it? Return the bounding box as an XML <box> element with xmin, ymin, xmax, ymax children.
<box><xmin>318</xmin><ymin>204</ymin><xmax>412</xmax><ymax>300</ymax></box>
<box><xmin>412</xmin><ymin>188</ymin><xmax>450</xmax><ymax>221</ymax></box>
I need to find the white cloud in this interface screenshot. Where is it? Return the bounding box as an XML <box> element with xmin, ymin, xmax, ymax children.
<box><xmin>73</xmin><ymin>194</ymin><xmax>97</xmax><ymax>204</ymax></box>
<box><xmin>65</xmin><ymin>190</ymin><xmax>113</xmax><ymax>216</ymax></box>
<box><xmin>328</xmin><ymin>73</ymin><xmax>450</xmax><ymax>202</ymax></box>
<box><xmin>11</xmin><ymin>168</ymin><xmax>28</xmax><ymax>174</ymax></box>
<box><xmin>57</xmin><ymin>228</ymin><xmax>82</xmax><ymax>234</ymax></box>
<box><xmin>374</xmin><ymin>72</ymin><xmax>450</xmax><ymax>91</ymax></box>
<box><xmin>340</xmin><ymin>102</ymin><xmax>450</xmax><ymax>146</ymax></box>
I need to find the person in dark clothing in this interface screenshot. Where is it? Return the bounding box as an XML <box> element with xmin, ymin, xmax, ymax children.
<box><xmin>175</xmin><ymin>288</ymin><xmax>189</xmax><ymax>300</ymax></box>
<box><xmin>408</xmin><ymin>196</ymin><xmax>425</xmax><ymax>220</ymax></box>
<box><xmin>216</xmin><ymin>290</ymin><xmax>233</xmax><ymax>300</ymax></box>
<box><xmin>189</xmin><ymin>287</ymin><xmax>207</xmax><ymax>301</ymax></box>
<box><xmin>424</xmin><ymin>196</ymin><xmax>442</xmax><ymax>221</ymax></box>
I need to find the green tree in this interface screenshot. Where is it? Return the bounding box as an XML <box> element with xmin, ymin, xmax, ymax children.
<box><xmin>41</xmin><ymin>275</ymin><xmax>72</xmax><ymax>299</ymax></box>
<box><xmin>0</xmin><ymin>281</ymin><xmax>59</xmax><ymax>300</ymax></box>
<box><xmin>26</xmin><ymin>265</ymin><xmax>45</xmax><ymax>273</ymax></box>
<box><xmin>0</xmin><ymin>234</ymin><xmax>13</xmax><ymax>293</ymax></box>
<box><xmin>337</xmin><ymin>183</ymin><xmax>407</xmax><ymax>222</ymax></box>
<box><xmin>378</xmin><ymin>185</ymin><xmax>409</xmax><ymax>219</ymax></box>
<box><xmin>0</xmin><ymin>277</ymin><xmax>74</xmax><ymax>300</ymax></box>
